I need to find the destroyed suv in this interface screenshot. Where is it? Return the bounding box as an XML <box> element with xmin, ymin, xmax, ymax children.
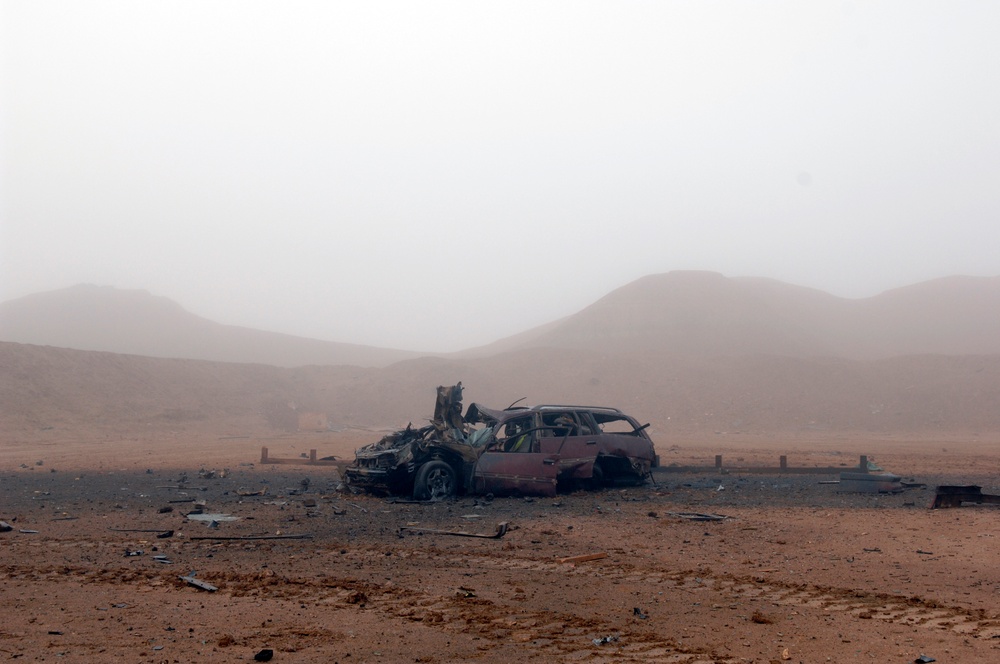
<box><xmin>344</xmin><ymin>384</ymin><xmax>658</xmax><ymax>499</ymax></box>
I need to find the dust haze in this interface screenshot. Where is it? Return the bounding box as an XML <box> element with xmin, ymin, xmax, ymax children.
<box><xmin>2</xmin><ymin>1</ymin><xmax>999</xmax><ymax>352</ymax></box>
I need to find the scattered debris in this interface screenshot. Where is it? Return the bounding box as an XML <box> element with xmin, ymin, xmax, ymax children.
<box><xmin>914</xmin><ymin>656</ymin><xmax>936</xmax><ymax>663</ymax></box>
<box><xmin>0</xmin><ymin>521</ymin><xmax>12</xmax><ymax>532</ymax></box>
<box><xmin>932</xmin><ymin>485</ymin><xmax>1000</xmax><ymax>509</ymax></box>
<box><xmin>916</xmin><ymin>549</ymin><xmax>934</xmax><ymax>555</ymax></box>
<box><xmin>398</xmin><ymin>522</ymin><xmax>509</xmax><ymax>539</ymax></box>
<box><xmin>188</xmin><ymin>534</ymin><xmax>313</xmax><ymax>541</ymax></box>
<box><xmin>592</xmin><ymin>634</ymin><xmax>619</xmax><ymax>646</ymax></box>
<box><xmin>179</xmin><ymin>572</ymin><xmax>217</xmax><ymax>592</ymax></box>
<box><xmin>633</xmin><ymin>607</ymin><xmax>649</xmax><ymax>619</ymax></box>
<box><xmin>557</xmin><ymin>552</ymin><xmax>608</xmax><ymax>564</ymax></box>
<box><xmin>124</xmin><ymin>549</ymin><xmax>144</xmax><ymax>557</ymax></box>
<box><xmin>109</xmin><ymin>528</ymin><xmax>174</xmax><ymax>538</ymax></box>
<box><xmin>153</xmin><ymin>555</ymin><xmax>173</xmax><ymax>564</ymax></box>
<box><xmin>665</xmin><ymin>512</ymin><xmax>730</xmax><ymax>521</ymax></box>
<box><xmin>237</xmin><ymin>488</ymin><xmax>268</xmax><ymax>497</ymax></box>
<box><xmin>186</xmin><ymin>513</ymin><xmax>240</xmax><ymax>523</ymax></box>
<box><xmin>838</xmin><ymin>471</ymin><xmax>903</xmax><ymax>493</ymax></box>
<box><xmin>18</xmin><ymin>529</ymin><xmax>39</xmax><ymax>534</ymax></box>
<box><xmin>254</xmin><ymin>649</ymin><xmax>274</xmax><ymax>662</ymax></box>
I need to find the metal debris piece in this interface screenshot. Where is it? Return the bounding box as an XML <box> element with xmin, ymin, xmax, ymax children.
<box><xmin>914</xmin><ymin>656</ymin><xmax>936</xmax><ymax>663</ymax></box>
<box><xmin>179</xmin><ymin>572</ymin><xmax>217</xmax><ymax>592</ymax></box>
<box><xmin>186</xmin><ymin>513</ymin><xmax>240</xmax><ymax>523</ymax></box>
<box><xmin>0</xmin><ymin>521</ymin><xmax>12</xmax><ymax>532</ymax></box>
<box><xmin>558</xmin><ymin>552</ymin><xmax>608</xmax><ymax>564</ymax></box>
<box><xmin>932</xmin><ymin>485</ymin><xmax>1000</xmax><ymax>509</ymax></box>
<box><xmin>398</xmin><ymin>522</ymin><xmax>509</xmax><ymax>539</ymax></box>
<box><xmin>633</xmin><ymin>607</ymin><xmax>649</xmax><ymax>619</ymax></box>
<box><xmin>254</xmin><ymin>649</ymin><xmax>274</xmax><ymax>662</ymax></box>
<box><xmin>593</xmin><ymin>634</ymin><xmax>620</xmax><ymax>646</ymax></box>
<box><xmin>188</xmin><ymin>534</ymin><xmax>313</xmax><ymax>541</ymax></box>
<box><xmin>665</xmin><ymin>512</ymin><xmax>730</xmax><ymax>521</ymax></box>
<box><xmin>108</xmin><ymin>528</ymin><xmax>174</xmax><ymax>538</ymax></box>
<box><xmin>838</xmin><ymin>472</ymin><xmax>903</xmax><ymax>493</ymax></box>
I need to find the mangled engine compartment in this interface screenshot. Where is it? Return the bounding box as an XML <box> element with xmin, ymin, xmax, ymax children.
<box><xmin>344</xmin><ymin>384</ymin><xmax>486</xmax><ymax>497</ymax></box>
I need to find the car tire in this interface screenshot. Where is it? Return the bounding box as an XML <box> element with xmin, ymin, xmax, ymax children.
<box><xmin>413</xmin><ymin>460</ymin><xmax>457</xmax><ymax>501</ymax></box>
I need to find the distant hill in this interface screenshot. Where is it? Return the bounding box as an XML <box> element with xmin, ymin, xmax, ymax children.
<box><xmin>3</xmin><ymin>273</ymin><xmax>1000</xmax><ymax>370</ymax></box>
<box><xmin>468</xmin><ymin>271</ymin><xmax>1000</xmax><ymax>359</ymax></box>
<box><xmin>0</xmin><ymin>285</ymin><xmax>423</xmax><ymax>368</ymax></box>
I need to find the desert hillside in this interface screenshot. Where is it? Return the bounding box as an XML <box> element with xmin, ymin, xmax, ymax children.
<box><xmin>3</xmin><ymin>273</ymin><xmax>1000</xmax><ymax>445</ymax></box>
<box><xmin>474</xmin><ymin>271</ymin><xmax>1000</xmax><ymax>359</ymax></box>
<box><xmin>4</xmin><ymin>273</ymin><xmax>1000</xmax><ymax>367</ymax></box>
<box><xmin>4</xmin><ymin>341</ymin><xmax>999</xmax><ymax>444</ymax></box>
<box><xmin>0</xmin><ymin>284</ymin><xmax>423</xmax><ymax>368</ymax></box>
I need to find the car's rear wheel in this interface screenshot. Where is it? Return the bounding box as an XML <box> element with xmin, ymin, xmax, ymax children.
<box><xmin>582</xmin><ymin>461</ymin><xmax>605</xmax><ymax>491</ymax></box>
<box><xmin>413</xmin><ymin>460</ymin><xmax>457</xmax><ymax>501</ymax></box>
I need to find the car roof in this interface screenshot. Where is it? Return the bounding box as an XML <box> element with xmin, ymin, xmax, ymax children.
<box><xmin>532</xmin><ymin>405</ymin><xmax>626</xmax><ymax>414</ymax></box>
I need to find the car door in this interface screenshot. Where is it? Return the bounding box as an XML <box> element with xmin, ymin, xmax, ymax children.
<box><xmin>472</xmin><ymin>450</ymin><xmax>560</xmax><ymax>497</ymax></box>
<box><xmin>536</xmin><ymin>410</ymin><xmax>598</xmax><ymax>480</ymax></box>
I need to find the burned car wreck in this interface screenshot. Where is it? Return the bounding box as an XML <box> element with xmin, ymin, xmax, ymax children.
<box><xmin>344</xmin><ymin>384</ymin><xmax>658</xmax><ymax>499</ymax></box>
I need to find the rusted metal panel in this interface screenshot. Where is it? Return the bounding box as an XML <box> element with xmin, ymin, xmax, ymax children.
<box><xmin>472</xmin><ymin>452</ymin><xmax>559</xmax><ymax>497</ymax></box>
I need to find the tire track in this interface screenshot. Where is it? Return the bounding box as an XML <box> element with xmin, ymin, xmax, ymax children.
<box><xmin>400</xmin><ymin>546</ymin><xmax>1000</xmax><ymax>639</ymax></box>
<box><xmin>0</xmin><ymin>562</ymin><xmax>734</xmax><ymax>663</ymax></box>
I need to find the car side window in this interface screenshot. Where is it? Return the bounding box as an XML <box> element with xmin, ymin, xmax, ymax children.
<box><xmin>502</xmin><ymin>416</ymin><xmax>535</xmax><ymax>452</ymax></box>
<box><xmin>576</xmin><ymin>411</ymin><xmax>597</xmax><ymax>435</ymax></box>
<box><xmin>542</xmin><ymin>412</ymin><xmax>579</xmax><ymax>437</ymax></box>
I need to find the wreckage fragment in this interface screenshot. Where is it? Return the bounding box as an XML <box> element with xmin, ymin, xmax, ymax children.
<box><xmin>397</xmin><ymin>522</ymin><xmax>509</xmax><ymax>539</ymax></box>
<box><xmin>932</xmin><ymin>485</ymin><xmax>1000</xmax><ymax>509</ymax></box>
<box><xmin>838</xmin><ymin>471</ymin><xmax>903</xmax><ymax>493</ymax></box>
<box><xmin>180</xmin><ymin>572</ymin><xmax>217</xmax><ymax>592</ymax></box>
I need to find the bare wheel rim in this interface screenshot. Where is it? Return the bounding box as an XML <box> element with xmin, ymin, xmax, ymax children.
<box><xmin>426</xmin><ymin>466</ymin><xmax>454</xmax><ymax>499</ymax></box>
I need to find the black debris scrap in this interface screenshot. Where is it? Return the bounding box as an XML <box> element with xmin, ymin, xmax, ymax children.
<box><xmin>932</xmin><ymin>485</ymin><xmax>1000</xmax><ymax>509</ymax></box>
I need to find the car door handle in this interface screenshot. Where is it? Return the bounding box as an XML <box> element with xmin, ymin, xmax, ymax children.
<box><xmin>586</xmin><ymin>440</ymin><xmax>597</xmax><ymax>445</ymax></box>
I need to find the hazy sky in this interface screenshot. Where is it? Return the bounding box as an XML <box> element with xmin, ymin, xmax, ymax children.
<box><xmin>2</xmin><ymin>1</ymin><xmax>998</xmax><ymax>352</ymax></box>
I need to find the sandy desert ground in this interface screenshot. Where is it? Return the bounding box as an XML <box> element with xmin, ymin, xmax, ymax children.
<box><xmin>2</xmin><ymin>430</ymin><xmax>1000</xmax><ymax>663</ymax></box>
